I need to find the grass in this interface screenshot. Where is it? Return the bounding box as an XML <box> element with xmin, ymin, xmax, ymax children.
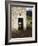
<box><xmin>27</xmin><ymin>15</ymin><xmax>32</xmax><ymax>28</ymax></box>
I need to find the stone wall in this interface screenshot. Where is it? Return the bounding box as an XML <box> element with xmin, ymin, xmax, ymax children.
<box><xmin>10</xmin><ymin>7</ymin><xmax>27</xmax><ymax>31</ymax></box>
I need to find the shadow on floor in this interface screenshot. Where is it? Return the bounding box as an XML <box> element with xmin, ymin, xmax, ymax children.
<box><xmin>11</xmin><ymin>27</ymin><xmax>32</xmax><ymax>38</ymax></box>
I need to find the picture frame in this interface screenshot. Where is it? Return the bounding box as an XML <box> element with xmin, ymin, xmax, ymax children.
<box><xmin>5</xmin><ymin>1</ymin><xmax>37</xmax><ymax>45</ymax></box>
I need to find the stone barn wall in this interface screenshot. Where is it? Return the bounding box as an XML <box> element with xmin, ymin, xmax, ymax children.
<box><xmin>10</xmin><ymin>7</ymin><xmax>27</xmax><ymax>31</ymax></box>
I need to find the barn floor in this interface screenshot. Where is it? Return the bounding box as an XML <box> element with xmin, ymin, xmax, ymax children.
<box><xmin>11</xmin><ymin>27</ymin><xmax>32</xmax><ymax>38</ymax></box>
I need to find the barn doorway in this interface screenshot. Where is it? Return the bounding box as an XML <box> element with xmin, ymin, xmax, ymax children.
<box><xmin>18</xmin><ymin>18</ymin><xmax>23</xmax><ymax>30</ymax></box>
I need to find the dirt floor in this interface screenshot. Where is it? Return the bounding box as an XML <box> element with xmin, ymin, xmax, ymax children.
<box><xmin>11</xmin><ymin>27</ymin><xmax>32</xmax><ymax>38</ymax></box>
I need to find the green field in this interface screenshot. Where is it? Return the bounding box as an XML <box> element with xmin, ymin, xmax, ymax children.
<box><xmin>27</xmin><ymin>16</ymin><xmax>32</xmax><ymax>28</ymax></box>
